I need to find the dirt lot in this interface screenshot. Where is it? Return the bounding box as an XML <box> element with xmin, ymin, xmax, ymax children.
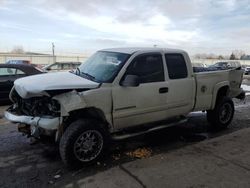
<box><xmin>0</xmin><ymin>83</ymin><xmax>250</xmax><ymax>188</ymax></box>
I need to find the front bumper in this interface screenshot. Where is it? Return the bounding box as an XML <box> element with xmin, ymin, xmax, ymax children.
<box><xmin>4</xmin><ymin>110</ymin><xmax>62</xmax><ymax>137</ymax></box>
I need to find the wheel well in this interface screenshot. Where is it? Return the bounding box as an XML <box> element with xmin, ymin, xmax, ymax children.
<box><xmin>216</xmin><ymin>86</ymin><xmax>229</xmax><ymax>103</ymax></box>
<box><xmin>62</xmin><ymin>107</ymin><xmax>110</xmax><ymax>131</ymax></box>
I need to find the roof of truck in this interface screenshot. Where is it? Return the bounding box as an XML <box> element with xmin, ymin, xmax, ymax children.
<box><xmin>100</xmin><ymin>47</ymin><xmax>186</xmax><ymax>54</ymax></box>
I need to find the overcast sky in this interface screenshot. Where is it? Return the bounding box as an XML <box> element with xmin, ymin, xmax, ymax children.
<box><xmin>0</xmin><ymin>0</ymin><xmax>250</xmax><ymax>55</ymax></box>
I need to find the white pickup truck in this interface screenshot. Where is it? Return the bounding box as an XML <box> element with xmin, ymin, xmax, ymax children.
<box><xmin>5</xmin><ymin>48</ymin><xmax>245</xmax><ymax>166</ymax></box>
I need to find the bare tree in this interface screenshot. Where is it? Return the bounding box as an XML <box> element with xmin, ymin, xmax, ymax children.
<box><xmin>232</xmin><ymin>50</ymin><xmax>245</xmax><ymax>60</ymax></box>
<box><xmin>230</xmin><ymin>53</ymin><xmax>236</xmax><ymax>60</ymax></box>
<box><xmin>218</xmin><ymin>55</ymin><xmax>224</xmax><ymax>60</ymax></box>
<box><xmin>11</xmin><ymin>46</ymin><xmax>25</xmax><ymax>54</ymax></box>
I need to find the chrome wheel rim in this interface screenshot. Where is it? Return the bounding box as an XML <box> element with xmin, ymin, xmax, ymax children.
<box><xmin>74</xmin><ymin>130</ymin><xmax>103</xmax><ymax>162</ymax></box>
<box><xmin>219</xmin><ymin>103</ymin><xmax>232</xmax><ymax>124</ymax></box>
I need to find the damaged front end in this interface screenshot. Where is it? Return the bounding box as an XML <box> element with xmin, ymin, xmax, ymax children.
<box><xmin>5</xmin><ymin>89</ymin><xmax>62</xmax><ymax>139</ymax></box>
<box><xmin>5</xmin><ymin>71</ymin><xmax>100</xmax><ymax>142</ymax></box>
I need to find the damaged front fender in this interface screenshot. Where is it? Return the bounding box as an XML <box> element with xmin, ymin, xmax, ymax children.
<box><xmin>53</xmin><ymin>90</ymin><xmax>87</xmax><ymax>116</ymax></box>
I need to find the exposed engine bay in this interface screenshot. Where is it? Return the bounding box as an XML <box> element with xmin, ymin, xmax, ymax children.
<box><xmin>9</xmin><ymin>89</ymin><xmax>60</xmax><ymax>117</ymax></box>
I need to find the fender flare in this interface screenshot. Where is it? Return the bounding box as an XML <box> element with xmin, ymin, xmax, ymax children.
<box><xmin>211</xmin><ymin>81</ymin><xmax>229</xmax><ymax>109</ymax></box>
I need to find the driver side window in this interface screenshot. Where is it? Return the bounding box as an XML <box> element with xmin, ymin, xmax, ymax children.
<box><xmin>125</xmin><ymin>53</ymin><xmax>164</xmax><ymax>83</ymax></box>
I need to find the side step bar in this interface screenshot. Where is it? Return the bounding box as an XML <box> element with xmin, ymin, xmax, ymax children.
<box><xmin>111</xmin><ymin>118</ymin><xmax>187</xmax><ymax>141</ymax></box>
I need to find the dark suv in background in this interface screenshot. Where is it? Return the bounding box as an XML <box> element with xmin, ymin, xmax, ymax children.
<box><xmin>209</xmin><ymin>61</ymin><xmax>241</xmax><ymax>70</ymax></box>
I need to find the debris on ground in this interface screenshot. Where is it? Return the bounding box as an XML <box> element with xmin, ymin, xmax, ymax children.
<box><xmin>48</xmin><ymin>180</ymin><xmax>54</xmax><ymax>185</ymax></box>
<box><xmin>54</xmin><ymin>174</ymin><xmax>61</xmax><ymax>179</ymax></box>
<box><xmin>30</xmin><ymin>172</ymin><xmax>39</xmax><ymax>181</ymax></box>
<box><xmin>72</xmin><ymin>168</ymin><xmax>83</xmax><ymax>177</ymax></box>
<box><xmin>53</xmin><ymin>169</ymin><xmax>62</xmax><ymax>180</ymax></box>
<box><xmin>126</xmin><ymin>147</ymin><xmax>152</xmax><ymax>159</ymax></box>
<box><xmin>112</xmin><ymin>153</ymin><xmax>121</xmax><ymax>160</ymax></box>
<box><xmin>54</xmin><ymin>169</ymin><xmax>62</xmax><ymax>175</ymax></box>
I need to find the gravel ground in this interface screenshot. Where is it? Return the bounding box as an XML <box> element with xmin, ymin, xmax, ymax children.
<box><xmin>0</xmin><ymin>90</ymin><xmax>249</xmax><ymax>187</ymax></box>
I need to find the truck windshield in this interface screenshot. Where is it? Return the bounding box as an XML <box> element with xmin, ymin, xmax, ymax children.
<box><xmin>77</xmin><ymin>51</ymin><xmax>130</xmax><ymax>83</ymax></box>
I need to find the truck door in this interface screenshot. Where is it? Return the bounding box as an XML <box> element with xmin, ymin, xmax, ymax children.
<box><xmin>164</xmin><ymin>53</ymin><xmax>195</xmax><ymax>116</ymax></box>
<box><xmin>112</xmin><ymin>53</ymin><xmax>169</xmax><ymax>129</ymax></box>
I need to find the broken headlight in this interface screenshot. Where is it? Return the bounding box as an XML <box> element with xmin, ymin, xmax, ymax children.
<box><xmin>16</xmin><ymin>97</ymin><xmax>61</xmax><ymax>117</ymax></box>
<box><xmin>47</xmin><ymin>99</ymin><xmax>60</xmax><ymax>113</ymax></box>
<box><xmin>10</xmin><ymin>88</ymin><xmax>61</xmax><ymax>117</ymax></box>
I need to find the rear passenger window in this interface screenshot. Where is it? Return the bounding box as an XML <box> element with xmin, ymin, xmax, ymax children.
<box><xmin>165</xmin><ymin>54</ymin><xmax>188</xmax><ymax>79</ymax></box>
<box><xmin>16</xmin><ymin>69</ymin><xmax>25</xmax><ymax>75</ymax></box>
<box><xmin>126</xmin><ymin>53</ymin><xmax>164</xmax><ymax>83</ymax></box>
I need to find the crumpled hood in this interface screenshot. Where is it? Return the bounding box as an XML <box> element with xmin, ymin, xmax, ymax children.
<box><xmin>14</xmin><ymin>72</ymin><xmax>99</xmax><ymax>98</ymax></box>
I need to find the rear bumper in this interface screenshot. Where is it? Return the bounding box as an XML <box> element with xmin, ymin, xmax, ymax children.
<box><xmin>4</xmin><ymin>110</ymin><xmax>62</xmax><ymax>137</ymax></box>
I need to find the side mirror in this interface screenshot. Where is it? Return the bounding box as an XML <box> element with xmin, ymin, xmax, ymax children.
<box><xmin>121</xmin><ymin>75</ymin><xmax>140</xmax><ymax>87</ymax></box>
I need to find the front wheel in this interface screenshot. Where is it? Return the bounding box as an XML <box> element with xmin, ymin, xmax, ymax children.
<box><xmin>207</xmin><ymin>97</ymin><xmax>235</xmax><ymax>130</ymax></box>
<box><xmin>59</xmin><ymin>119</ymin><xmax>108</xmax><ymax>167</ymax></box>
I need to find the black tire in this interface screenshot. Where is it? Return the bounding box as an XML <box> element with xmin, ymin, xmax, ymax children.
<box><xmin>59</xmin><ymin>119</ymin><xmax>109</xmax><ymax>167</ymax></box>
<box><xmin>207</xmin><ymin>97</ymin><xmax>234</xmax><ymax>130</ymax></box>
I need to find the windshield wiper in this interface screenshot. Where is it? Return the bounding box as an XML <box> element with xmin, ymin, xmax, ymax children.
<box><xmin>81</xmin><ymin>72</ymin><xmax>96</xmax><ymax>81</ymax></box>
<box><xmin>75</xmin><ymin>67</ymin><xmax>80</xmax><ymax>75</ymax></box>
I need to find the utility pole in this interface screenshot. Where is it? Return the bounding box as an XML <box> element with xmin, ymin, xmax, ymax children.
<box><xmin>52</xmin><ymin>42</ymin><xmax>55</xmax><ymax>63</ymax></box>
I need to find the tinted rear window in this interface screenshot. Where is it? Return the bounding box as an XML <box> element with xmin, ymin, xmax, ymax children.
<box><xmin>165</xmin><ymin>54</ymin><xmax>188</xmax><ymax>79</ymax></box>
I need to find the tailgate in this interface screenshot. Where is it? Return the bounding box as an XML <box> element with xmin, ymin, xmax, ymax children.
<box><xmin>228</xmin><ymin>68</ymin><xmax>244</xmax><ymax>98</ymax></box>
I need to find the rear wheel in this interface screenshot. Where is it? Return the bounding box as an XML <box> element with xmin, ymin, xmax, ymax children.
<box><xmin>207</xmin><ymin>97</ymin><xmax>234</xmax><ymax>130</ymax></box>
<box><xmin>59</xmin><ymin>119</ymin><xmax>108</xmax><ymax>167</ymax></box>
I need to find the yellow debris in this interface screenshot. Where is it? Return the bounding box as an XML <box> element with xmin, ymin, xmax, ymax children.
<box><xmin>126</xmin><ymin>147</ymin><xmax>152</xmax><ymax>159</ymax></box>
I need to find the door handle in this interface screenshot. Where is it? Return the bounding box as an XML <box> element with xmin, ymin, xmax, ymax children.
<box><xmin>159</xmin><ymin>87</ymin><xmax>168</xmax><ymax>93</ymax></box>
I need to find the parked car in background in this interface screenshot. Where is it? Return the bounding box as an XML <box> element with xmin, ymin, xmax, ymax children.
<box><xmin>6</xmin><ymin>60</ymin><xmax>31</xmax><ymax>65</ymax></box>
<box><xmin>245</xmin><ymin>66</ymin><xmax>250</xmax><ymax>75</ymax></box>
<box><xmin>192</xmin><ymin>63</ymin><xmax>207</xmax><ymax>68</ymax></box>
<box><xmin>209</xmin><ymin>61</ymin><xmax>241</xmax><ymax>70</ymax></box>
<box><xmin>0</xmin><ymin>64</ymin><xmax>43</xmax><ymax>105</ymax></box>
<box><xmin>43</xmin><ymin>62</ymin><xmax>81</xmax><ymax>72</ymax></box>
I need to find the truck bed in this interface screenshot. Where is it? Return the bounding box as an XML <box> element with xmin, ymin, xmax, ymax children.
<box><xmin>193</xmin><ymin>68</ymin><xmax>244</xmax><ymax>111</ymax></box>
